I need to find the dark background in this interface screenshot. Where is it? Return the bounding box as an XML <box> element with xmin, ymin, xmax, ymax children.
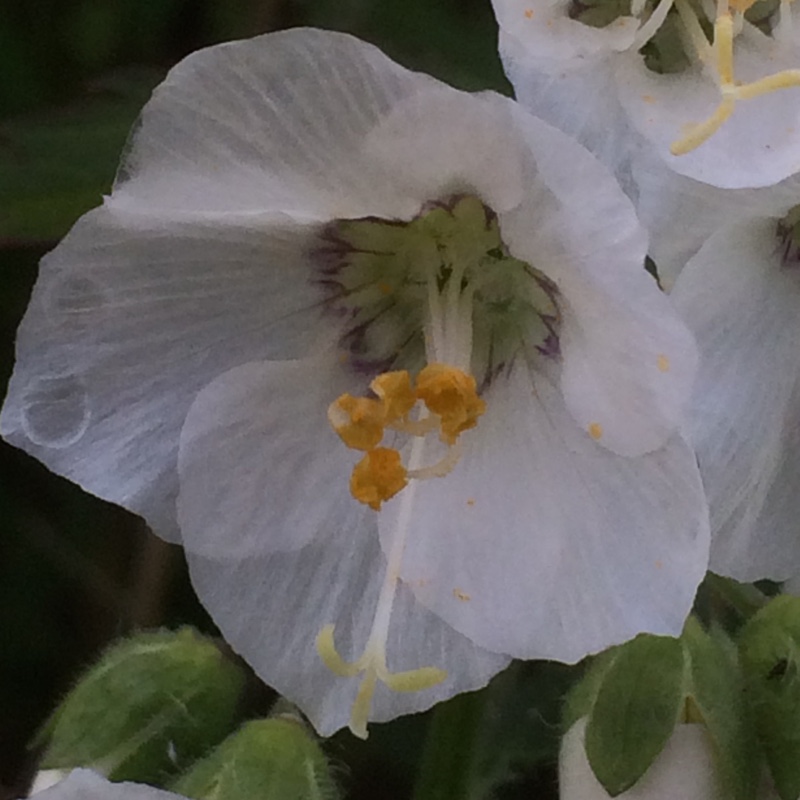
<box><xmin>0</xmin><ymin>3</ymin><xmax>573</xmax><ymax>798</ymax></box>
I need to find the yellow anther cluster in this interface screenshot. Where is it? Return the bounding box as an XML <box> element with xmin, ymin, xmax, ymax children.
<box><xmin>415</xmin><ymin>363</ymin><xmax>487</xmax><ymax>446</ymax></box>
<box><xmin>350</xmin><ymin>448</ymin><xmax>409</xmax><ymax>511</ymax></box>
<box><xmin>328</xmin><ymin>364</ymin><xmax>486</xmax><ymax>510</ymax></box>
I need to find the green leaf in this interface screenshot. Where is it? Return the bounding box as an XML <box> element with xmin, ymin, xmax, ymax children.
<box><xmin>38</xmin><ymin>628</ymin><xmax>245</xmax><ymax>785</ymax></box>
<box><xmin>682</xmin><ymin>618</ymin><xmax>758</xmax><ymax>800</ymax></box>
<box><xmin>739</xmin><ymin>596</ymin><xmax>800</xmax><ymax>800</ymax></box>
<box><xmin>172</xmin><ymin>717</ymin><xmax>339</xmax><ymax>800</ymax></box>
<box><xmin>0</xmin><ymin>68</ymin><xmax>161</xmax><ymax>244</ymax></box>
<box><xmin>584</xmin><ymin>634</ymin><xmax>686</xmax><ymax>796</ymax></box>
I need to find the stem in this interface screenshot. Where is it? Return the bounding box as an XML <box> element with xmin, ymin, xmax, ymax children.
<box><xmin>411</xmin><ymin>690</ymin><xmax>485</xmax><ymax>800</ymax></box>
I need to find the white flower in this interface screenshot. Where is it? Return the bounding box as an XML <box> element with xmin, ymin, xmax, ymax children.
<box><xmin>560</xmin><ymin>719</ymin><xmax>722</xmax><ymax>800</ymax></box>
<box><xmin>644</xmin><ymin>166</ymin><xmax>800</xmax><ymax>581</ymax></box>
<box><xmin>30</xmin><ymin>771</ymin><xmax>179</xmax><ymax>800</ymax></box>
<box><xmin>0</xmin><ymin>29</ymin><xmax>709</xmax><ymax>736</ymax></box>
<box><xmin>492</xmin><ymin>0</ymin><xmax>800</xmax><ymax>188</ymax></box>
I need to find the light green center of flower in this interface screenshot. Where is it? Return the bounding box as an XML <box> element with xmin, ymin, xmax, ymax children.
<box><xmin>319</xmin><ymin>195</ymin><xmax>560</xmax><ymax>386</ymax></box>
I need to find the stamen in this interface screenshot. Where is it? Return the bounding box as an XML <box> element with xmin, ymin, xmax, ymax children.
<box><xmin>350</xmin><ymin>447</ymin><xmax>408</xmax><ymax>511</ymax></box>
<box><xmin>671</xmin><ymin>0</ymin><xmax>800</xmax><ymax>154</ymax></box>
<box><xmin>370</xmin><ymin>371</ymin><xmax>415</xmax><ymax>424</ymax></box>
<box><xmin>316</xmin><ymin>433</ymin><xmax>447</xmax><ymax>739</ymax></box>
<box><xmin>328</xmin><ymin>394</ymin><xmax>386</xmax><ymax>451</ymax></box>
<box><xmin>416</xmin><ymin>363</ymin><xmax>487</xmax><ymax>446</ymax></box>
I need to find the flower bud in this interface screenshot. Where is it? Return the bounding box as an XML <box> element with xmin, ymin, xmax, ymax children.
<box><xmin>36</xmin><ymin>628</ymin><xmax>245</xmax><ymax>783</ymax></box>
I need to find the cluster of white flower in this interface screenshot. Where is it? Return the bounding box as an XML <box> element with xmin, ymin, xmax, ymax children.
<box><xmin>3</xmin><ymin>6</ymin><xmax>800</xmax><ymax>749</ymax></box>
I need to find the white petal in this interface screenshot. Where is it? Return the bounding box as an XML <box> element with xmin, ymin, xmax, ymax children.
<box><xmin>499</xmin><ymin>112</ymin><xmax>698</xmax><ymax>457</ymax></box>
<box><xmin>378</xmin><ymin>361</ymin><xmax>709</xmax><ymax>662</ymax></box>
<box><xmin>362</xmin><ymin>89</ymin><xmax>527</xmax><ymax>214</ymax></box>
<box><xmin>497</xmin><ymin>36</ymin><xmax>642</xmax><ymax>186</ymax></box>
<box><xmin>0</xmin><ymin>206</ymin><xmax>326</xmax><ymax>541</ymax></box>
<box><xmin>177</xmin><ymin>356</ymin><xmax>360</xmax><ymax>558</ymax></box>
<box><xmin>112</xmin><ymin>29</ymin><xmax>441</xmax><ymax>219</ymax></box>
<box><xmin>673</xmin><ymin>218</ymin><xmax>800</xmax><ymax>581</ymax></box>
<box><xmin>493</xmin><ymin>0</ymin><xmax>639</xmax><ymax>62</ymax></box>
<box><xmin>560</xmin><ymin>719</ymin><xmax>722</xmax><ymax>800</ymax></box>
<box><xmin>34</xmin><ymin>770</ymin><xmax>183</xmax><ymax>800</ymax></box>
<box><xmin>186</xmin><ymin>528</ymin><xmax>509</xmax><ymax>737</ymax></box>
<box><xmin>616</xmin><ymin>39</ymin><xmax>800</xmax><ymax>189</ymax></box>
<box><xmin>633</xmin><ymin>154</ymin><xmax>800</xmax><ymax>287</ymax></box>
<box><xmin>177</xmin><ymin>354</ymin><xmax>508</xmax><ymax>734</ymax></box>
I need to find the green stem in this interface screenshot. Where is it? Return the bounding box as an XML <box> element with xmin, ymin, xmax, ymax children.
<box><xmin>411</xmin><ymin>690</ymin><xmax>485</xmax><ymax>800</ymax></box>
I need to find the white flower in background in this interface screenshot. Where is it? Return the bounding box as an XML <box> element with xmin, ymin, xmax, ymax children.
<box><xmin>560</xmin><ymin>719</ymin><xmax>722</xmax><ymax>800</ymax></box>
<box><xmin>637</xmin><ymin>162</ymin><xmax>800</xmax><ymax>580</ymax></box>
<box><xmin>0</xmin><ymin>29</ymin><xmax>709</xmax><ymax>736</ymax></box>
<box><xmin>492</xmin><ymin>0</ymin><xmax>800</xmax><ymax>189</ymax></box>
<box><xmin>31</xmin><ymin>771</ymin><xmax>179</xmax><ymax>800</ymax></box>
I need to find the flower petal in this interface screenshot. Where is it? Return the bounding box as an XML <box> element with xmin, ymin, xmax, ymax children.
<box><xmin>0</xmin><ymin>206</ymin><xmax>325</xmax><ymax>541</ymax></box>
<box><xmin>362</xmin><ymin>89</ymin><xmax>527</xmax><ymax>213</ymax></box>
<box><xmin>493</xmin><ymin>0</ymin><xmax>639</xmax><ymax>62</ymax></box>
<box><xmin>672</xmin><ymin>218</ymin><xmax>800</xmax><ymax>581</ymax></box>
<box><xmin>177</xmin><ymin>356</ymin><xmax>360</xmax><ymax>558</ymax></box>
<box><xmin>34</xmin><ymin>770</ymin><xmax>182</xmax><ymax>800</ymax></box>
<box><xmin>185</xmin><ymin>523</ymin><xmax>509</xmax><ymax>736</ymax></box>
<box><xmin>616</xmin><ymin>37</ymin><xmax>800</xmax><ymax>189</ymax></box>
<box><xmin>499</xmin><ymin>111</ymin><xmax>698</xmax><ymax>457</ymax></box>
<box><xmin>112</xmin><ymin>29</ymin><xmax>441</xmax><ymax>219</ymax></box>
<box><xmin>378</xmin><ymin>361</ymin><xmax>709</xmax><ymax>662</ymax></box>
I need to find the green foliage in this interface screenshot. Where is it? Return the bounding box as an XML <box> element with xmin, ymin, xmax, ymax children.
<box><xmin>0</xmin><ymin>69</ymin><xmax>161</xmax><ymax>243</ymax></box>
<box><xmin>583</xmin><ymin>634</ymin><xmax>686</xmax><ymax>796</ymax></box>
<box><xmin>172</xmin><ymin>717</ymin><xmax>339</xmax><ymax>800</ymax></box>
<box><xmin>569</xmin><ymin>622</ymin><xmax>758</xmax><ymax>800</ymax></box>
<box><xmin>682</xmin><ymin>619</ymin><xmax>757</xmax><ymax>800</ymax></box>
<box><xmin>739</xmin><ymin>596</ymin><xmax>800</xmax><ymax>800</ymax></box>
<box><xmin>37</xmin><ymin>628</ymin><xmax>245</xmax><ymax>785</ymax></box>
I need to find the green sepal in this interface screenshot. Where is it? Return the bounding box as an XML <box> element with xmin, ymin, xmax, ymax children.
<box><xmin>682</xmin><ymin>618</ymin><xmax>758</xmax><ymax>800</ymax></box>
<box><xmin>739</xmin><ymin>596</ymin><xmax>800</xmax><ymax>800</ymax></box>
<box><xmin>37</xmin><ymin>628</ymin><xmax>245</xmax><ymax>784</ymax></box>
<box><xmin>171</xmin><ymin>717</ymin><xmax>339</xmax><ymax>800</ymax></box>
<box><xmin>583</xmin><ymin>634</ymin><xmax>686</xmax><ymax>796</ymax></box>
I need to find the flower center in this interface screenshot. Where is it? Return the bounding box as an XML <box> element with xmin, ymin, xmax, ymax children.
<box><xmin>315</xmin><ymin>194</ymin><xmax>560</xmax><ymax>387</ymax></box>
<box><xmin>566</xmin><ymin>0</ymin><xmax>800</xmax><ymax>153</ymax></box>
<box><xmin>313</xmin><ymin>195</ymin><xmax>555</xmax><ymax>737</ymax></box>
<box><xmin>777</xmin><ymin>203</ymin><xmax>800</xmax><ymax>266</ymax></box>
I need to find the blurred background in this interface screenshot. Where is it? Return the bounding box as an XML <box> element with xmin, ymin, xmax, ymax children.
<box><xmin>0</xmin><ymin>2</ymin><xmax>575</xmax><ymax>798</ymax></box>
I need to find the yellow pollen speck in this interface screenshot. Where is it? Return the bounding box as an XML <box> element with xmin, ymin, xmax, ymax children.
<box><xmin>350</xmin><ymin>447</ymin><xmax>408</xmax><ymax>510</ymax></box>
<box><xmin>642</xmin><ymin>94</ymin><xmax>656</xmax><ymax>104</ymax></box>
<box><xmin>588</xmin><ymin>422</ymin><xmax>603</xmax><ymax>440</ymax></box>
<box><xmin>416</xmin><ymin>363</ymin><xmax>486</xmax><ymax>445</ymax></box>
<box><xmin>466</xmin><ymin>498</ymin><xmax>476</xmax><ymax>507</ymax></box>
<box><xmin>524</xmin><ymin>7</ymin><xmax>534</xmax><ymax>18</ymax></box>
<box><xmin>453</xmin><ymin>588</ymin><xmax>471</xmax><ymax>602</ymax></box>
<box><xmin>657</xmin><ymin>354</ymin><xmax>670</xmax><ymax>373</ymax></box>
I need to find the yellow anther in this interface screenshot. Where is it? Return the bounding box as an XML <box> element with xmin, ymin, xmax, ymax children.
<box><xmin>350</xmin><ymin>447</ymin><xmax>408</xmax><ymax>510</ymax></box>
<box><xmin>657</xmin><ymin>354</ymin><xmax>670</xmax><ymax>372</ymax></box>
<box><xmin>415</xmin><ymin>363</ymin><xmax>487</xmax><ymax>446</ymax></box>
<box><xmin>328</xmin><ymin>394</ymin><xmax>386</xmax><ymax>451</ymax></box>
<box><xmin>589</xmin><ymin>422</ymin><xmax>604</xmax><ymax>440</ymax></box>
<box><xmin>671</xmin><ymin>1</ymin><xmax>800</xmax><ymax>155</ymax></box>
<box><xmin>370</xmin><ymin>370</ymin><xmax>416</xmax><ymax>425</ymax></box>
